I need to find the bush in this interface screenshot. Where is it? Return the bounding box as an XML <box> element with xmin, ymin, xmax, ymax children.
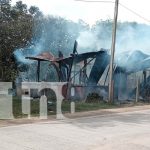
<box><xmin>86</xmin><ymin>93</ymin><xmax>103</xmax><ymax>103</ymax></box>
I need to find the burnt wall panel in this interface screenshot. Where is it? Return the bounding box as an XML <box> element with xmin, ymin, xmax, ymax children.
<box><xmin>88</xmin><ymin>52</ymin><xmax>110</xmax><ymax>85</ymax></box>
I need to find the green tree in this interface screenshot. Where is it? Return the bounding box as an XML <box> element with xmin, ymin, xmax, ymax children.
<box><xmin>0</xmin><ymin>0</ymin><xmax>39</xmax><ymax>81</ymax></box>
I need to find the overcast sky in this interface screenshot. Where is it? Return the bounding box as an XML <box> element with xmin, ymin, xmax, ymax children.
<box><xmin>11</xmin><ymin>0</ymin><xmax>150</xmax><ymax>25</ymax></box>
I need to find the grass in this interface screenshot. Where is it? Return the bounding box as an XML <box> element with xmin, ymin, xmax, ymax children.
<box><xmin>61</xmin><ymin>101</ymin><xmax>117</xmax><ymax>112</ymax></box>
<box><xmin>12</xmin><ymin>96</ymin><xmax>150</xmax><ymax>118</ymax></box>
<box><xmin>12</xmin><ymin>97</ymin><xmax>118</xmax><ymax>118</ymax></box>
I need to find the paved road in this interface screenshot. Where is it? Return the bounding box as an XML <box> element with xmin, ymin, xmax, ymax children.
<box><xmin>0</xmin><ymin>109</ymin><xmax>150</xmax><ymax>150</ymax></box>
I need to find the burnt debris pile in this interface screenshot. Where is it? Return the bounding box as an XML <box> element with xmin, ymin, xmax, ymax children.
<box><xmin>15</xmin><ymin>41</ymin><xmax>150</xmax><ymax>102</ymax></box>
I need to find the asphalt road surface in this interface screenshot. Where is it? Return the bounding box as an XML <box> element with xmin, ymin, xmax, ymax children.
<box><xmin>0</xmin><ymin>109</ymin><xmax>150</xmax><ymax>150</ymax></box>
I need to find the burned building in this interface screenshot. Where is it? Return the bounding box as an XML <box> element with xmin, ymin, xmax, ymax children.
<box><xmin>25</xmin><ymin>45</ymin><xmax>110</xmax><ymax>101</ymax></box>
<box><xmin>16</xmin><ymin>41</ymin><xmax>150</xmax><ymax>102</ymax></box>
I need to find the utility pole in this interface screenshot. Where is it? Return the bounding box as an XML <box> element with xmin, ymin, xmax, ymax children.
<box><xmin>108</xmin><ymin>0</ymin><xmax>119</xmax><ymax>103</ymax></box>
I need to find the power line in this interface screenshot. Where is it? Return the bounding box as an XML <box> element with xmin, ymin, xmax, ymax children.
<box><xmin>119</xmin><ymin>3</ymin><xmax>150</xmax><ymax>23</ymax></box>
<box><xmin>74</xmin><ymin>0</ymin><xmax>150</xmax><ymax>23</ymax></box>
<box><xmin>74</xmin><ymin>0</ymin><xmax>114</xmax><ymax>3</ymax></box>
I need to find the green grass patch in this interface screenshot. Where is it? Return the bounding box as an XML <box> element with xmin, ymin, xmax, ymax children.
<box><xmin>60</xmin><ymin>101</ymin><xmax>117</xmax><ymax>113</ymax></box>
<box><xmin>12</xmin><ymin>97</ymin><xmax>118</xmax><ymax>118</ymax></box>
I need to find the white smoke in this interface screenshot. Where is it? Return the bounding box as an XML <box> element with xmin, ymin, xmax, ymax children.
<box><xmin>116</xmin><ymin>23</ymin><xmax>150</xmax><ymax>54</ymax></box>
<box><xmin>77</xmin><ymin>31</ymin><xmax>100</xmax><ymax>53</ymax></box>
<box><xmin>14</xmin><ymin>19</ymin><xmax>150</xmax><ymax>75</ymax></box>
<box><xmin>76</xmin><ymin>23</ymin><xmax>150</xmax><ymax>55</ymax></box>
<box><xmin>14</xmin><ymin>35</ymin><xmax>46</xmax><ymax>64</ymax></box>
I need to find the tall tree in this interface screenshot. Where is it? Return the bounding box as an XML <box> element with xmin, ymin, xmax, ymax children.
<box><xmin>0</xmin><ymin>0</ymin><xmax>38</xmax><ymax>81</ymax></box>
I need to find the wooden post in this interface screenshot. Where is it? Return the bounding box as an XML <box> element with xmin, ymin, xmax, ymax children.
<box><xmin>136</xmin><ymin>77</ymin><xmax>140</xmax><ymax>103</ymax></box>
<box><xmin>37</xmin><ymin>60</ymin><xmax>40</xmax><ymax>82</ymax></box>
